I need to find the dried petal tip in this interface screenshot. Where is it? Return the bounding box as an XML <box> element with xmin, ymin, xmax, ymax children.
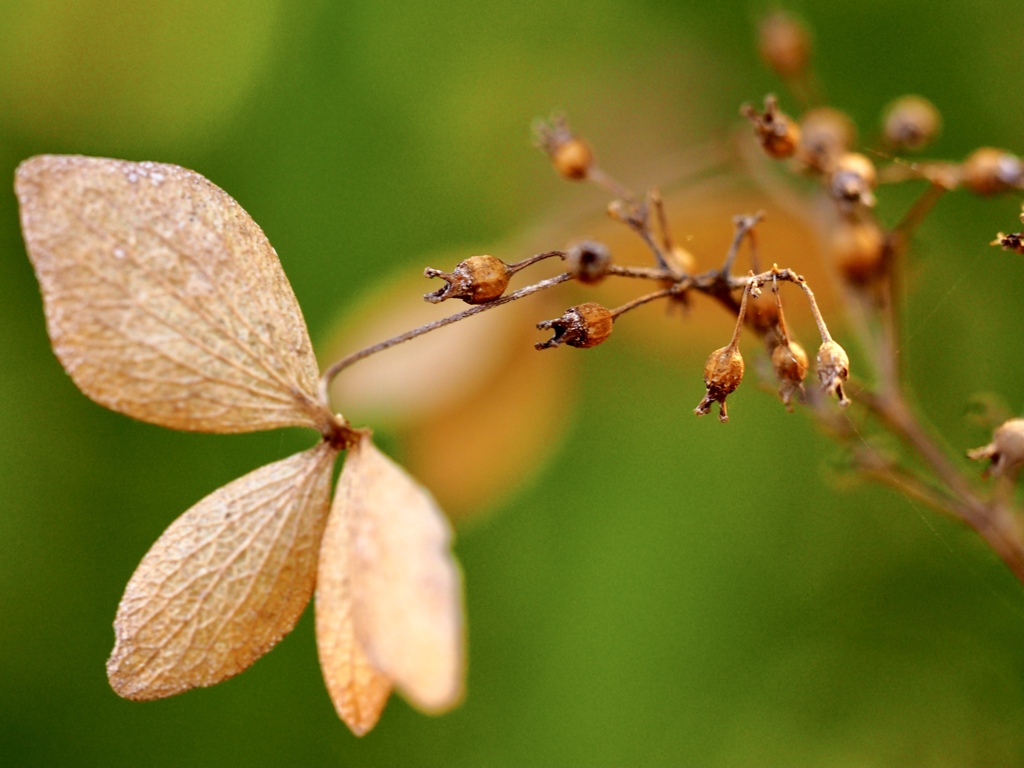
<box><xmin>991</xmin><ymin>232</ymin><xmax>1024</xmax><ymax>255</ymax></box>
<box><xmin>533</xmin><ymin>115</ymin><xmax>594</xmax><ymax>181</ymax></box>
<box><xmin>741</xmin><ymin>95</ymin><xmax>800</xmax><ymax>160</ymax></box>
<box><xmin>566</xmin><ymin>240</ymin><xmax>613</xmax><ymax>284</ymax></box>
<box><xmin>535</xmin><ymin>302</ymin><xmax>613</xmax><ymax>350</ymax></box>
<box><xmin>424</xmin><ymin>255</ymin><xmax>512</xmax><ymax>305</ymax></box>
<box><xmin>772</xmin><ymin>340</ymin><xmax>808</xmax><ymax>411</ymax></box>
<box><xmin>968</xmin><ymin>419</ymin><xmax>1024</xmax><ymax>481</ymax></box>
<box><xmin>816</xmin><ymin>340</ymin><xmax>850</xmax><ymax>406</ymax></box>
<box><xmin>694</xmin><ymin>346</ymin><xmax>744</xmax><ymax>423</ymax></box>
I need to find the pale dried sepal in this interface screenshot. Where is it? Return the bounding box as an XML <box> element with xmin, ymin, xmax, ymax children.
<box><xmin>336</xmin><ymin>437</ymin><xmax>465</xmax><ymax>713</ymax></box>
<box><xmin>315</xmin><ymin>485</ymin><xmax>393</xmax><ymax>736</ymax></box>
<box><xmin>107</xmin><ymin>441</ymin><xmax>338</xmax><ymax>700</ymax></box>
<box><xmin>15</xmin><ymin>155</ymin><xmax>329</xmax><ymax>434</ymax></box>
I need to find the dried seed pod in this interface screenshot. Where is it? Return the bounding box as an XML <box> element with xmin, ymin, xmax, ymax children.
<box><xmin>829</xmin><ymin>153</ymin><xmax>878</xmax><ymax>209</ymax></box>
<box><xmin>991</xmin><ymin>231</ymin><xmax>1024</xmax><ymax>255</ymax></box>
<box><xmin>961</xmin><ymin>148</ymin><xmax>1024</xmax><ymax>196</ymax></box>
<box><xmin>816</xmin><ymin>340</ymin><xmax>851</xmax><ymax>406</ymax></box>
<box><xmin>757</xmin><ymin>11</ymin><xmax>811</xmax><ymax>78</ymax></box>
<box><xmin>967</xmin><ymin>418</ymin><xmax>1024</xmax><ymax>481</ymax></box>
<box><xmin>830</xmin><ymin>217</ymin><xmax>887</xmax><ymax>285</ymax></box>
<box><xmin>424</xmin><ymin>255</ymin><xmax>512</xmax><ymax>305</ymax></box>
<box><xmin>694</xmin><ymin>346</ymin><xmax>744</xmax><ymax>423</ymax></box>
<box><xmin>741</xmin><ymin>95</ymin><xmax>801</xmax><ymax>160</ymax></box>
<box><xmin>566</xmin><ymin>240</ymin><xmax>613</xmax><ymax>284</ymax></box>
<box><xmin>797</xmin><ymin>107</ymin><xmax>857</xmax><ymax>171</ymax></box>
<box><xmin>881</xmin><ymin>95</ymin><xmax>941</xmax><ymax>152</ymax></box>
<box><xmin>534</xmin><ymin>115</ymin><xmax>594</xmax><ymax>181</ymax></box>
<box><xmin>772</xmin><ymin>340</ymin><xmax>809</xmax><ymax>411</ymax></box>
<box><xmin>535</xmin><ymin>302</ymin><xmax>614</xmax><ymax>350</ymax></box>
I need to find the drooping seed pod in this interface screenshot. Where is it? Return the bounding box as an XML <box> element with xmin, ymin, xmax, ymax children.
<box><xmin>694</xmin><ymin>345</ymin><xmax>745</xmax><ymax>423</ymax></box>
<box><xmin>424</xmin><ymin>255</ymin><xmax>512</xmax><ymax>304</ymax></box>
<box><xmin>772</xmin><ymin>340</ymin><xmax>808</xmax><ymax>411</ymax></box>
<box><xmin>961</xmin><ymin>148</ymin><xmax>1024</xmax><ymax>196</ymax></box>
<box><xmin>967</xmin><ymin>418</ymin><xmax>1024</xmax><ymax>481</ymax></box>
<box><xmin>830</xmin><ymin>217</ymin><xmax>887</xmax><ymax>285</ymax></box>
<box><xmin>829</xmin><ymin>153</ymin><xmax>878</xmax><ymax>210</ymax></box>
<box><xmin>797</xmin><ymin>107</ymin><xmax>857</xmax><ymax>171</ymax></box>
<box><xmin>535</xmin><ymin>302</ymin><xmax>614</xmax><ymax>350</ymax></box>
<box><xmin>566</xmin><ymin>241</ymin><xmax>613</xmax><ymax>284</ymax></box>
<box><xmin>881</xmin><ymin>95</ymin><xmax>941</xmax><ymax>152</ymax></box>
<box><xmin>757</xmin><ymin>11</ymin><xmax>811</xmax><ymax>79</ymax></box>
<box><xmin>533</xmin><ymin>115</ymin><xmax>594</xmax><ymax>181</ymax></box>
<box><xmin>816</xmin><ymin>340</ymin><xmax>851</xmax><ymax>406</ymax></box>
<box><xmin>741</xmin><ymin>95</ymin><xmax>801</xmax><ymax>160</ymax></box>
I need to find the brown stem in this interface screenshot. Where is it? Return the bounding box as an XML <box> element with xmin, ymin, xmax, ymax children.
<box><xmin>318</xmin><ymin>272</ymin><xmax>573</xmax><ymax>403</ymax></box>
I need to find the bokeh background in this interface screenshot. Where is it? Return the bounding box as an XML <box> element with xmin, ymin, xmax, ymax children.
<box><xmin>3</xmin><ymin>1</ymin><xmax>1024</xmax><ymax>765</ymax></box>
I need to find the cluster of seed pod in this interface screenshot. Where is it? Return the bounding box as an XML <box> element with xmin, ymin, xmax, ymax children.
<box><xmin>748</xmin><ymin>12</ymin><xmax>1024</xmax><ymax>294</ymax></box>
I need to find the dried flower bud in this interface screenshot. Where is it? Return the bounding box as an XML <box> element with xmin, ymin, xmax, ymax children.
<box><xmin>772</xmin><ymin>340</ymin><xmax>808</xmax><ymax>411</ymax></box>
<box><xmin>881</xmin><ymin>95</ymin><xmax>941</xmax><ymax>152</ymax></box>
<box><xmin>829</xmin><ymin>153</ymin><xmax>878</xmax><ymax>210</ymax></box>
<box><xmin>991</xmin><ymin>231</ymin><xmax>1024</xmax><ymax>255</ymax></box>
<box><xmin>424</xmin><ymin>255</ymin><xmax>512</xmax><ymax>305</ymax></box>
<box><xmin>757</xmin><ymin>11</ymin><xmax>811</xmax><ymax>78</ymax></box>
<box><xmin>797</xmin><ymin>107</ymin><xmax>856</xmax><ymax>171</ymax></box>
<box><xmin>961</xmin><ymin>148</ymin><xmax>1024</xmax><ymax>196</ymax></box>
<box><xmin>534</xmin><ymin>115</ymin><xmax>594</xmax><ymax>181</ymax></box>
<box><xmin>694</xmin><ymin>346</ymin><xmax>744</xmax><ymax>423</ymax></box>
<box><xmin>741</xmin><ymin>96</ymin><xmax>801</xmax><ymax>160</ymax></box>
<box><xmin>535</xmin><ymin>302</ymin><xmax>614</xmax><ymax>350</ymax></box>
<box><xmin>566</xmin><ymin>240</ymin><xmax>613</xmax><ymax>284</ymax></box>
<box><xmin>831</xmin><ymin>218</ymin><xmax>887</xmax><ymax>285</ymax></box>
<box><xmin>816</xmin><ymin>340</ymin><xmax>850</xmax><ymax>406</ymax></box>
<box><xmin>968</xmin><ymin>418</ymin><xmax>1024</xmax><ymax>481</ymax></box>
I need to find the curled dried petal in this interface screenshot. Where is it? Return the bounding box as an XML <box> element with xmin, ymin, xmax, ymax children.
<box><xmin>320</xmin><ymin>437</ymin><xmax>465</xmax><ymax>720</ymax></box>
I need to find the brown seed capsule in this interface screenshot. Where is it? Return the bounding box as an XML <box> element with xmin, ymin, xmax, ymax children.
<box><xmin>991</xmin><ymin>231</ymin><xmax>1024</xmax><ymax>255</ymax></box>
<box><xmin>741</xmin><ymin>95</ymin><xmax>801</xmax><ymax>160</ymax></box>
<box><xmin>830</xmin><ymin>218</ymin><xmax>887</xmax><ymax>285</ymax></box>
<box><xmin>772</xmin><ymin>340</ymin><xmax>808</xmax><ymax>411</ymax></box>
<box><xmin>535</xmin><ymin>302</ymin><xmax>614</xmax><ymax>350</ymax></box>
<box><xmin>534</xmin><ymin>115</ymin><xmax>594</xmax><ymax>181</ymax></box>
<box><xmin>967</xmin><ymin>418</ymin><xmax>1024</xmax><ymax>481</ymax></box>
<box><xmin>797</xmin><ymin>107</ymin><xmax>857</xmax><ymax>171</ymax></box>
<box><xmin>881</xmin><ymin>95</ymin><xmax>941</xmax><ymax>152</ymax></box>
<box><xmin>667</xmin><ymin>245</ymin><xmax>697</xmax><ymax>276</ymax></box>
<box><xmin>816</xmin><ymin>340</ymin><xmax>850</xmax><ymax>406</ymax></box>
<box><xmin>757</xmin><ymin>11</ymin><xmax>811</xmax><ymax>78</ymax></box>
<box><xmin>961</xmin><ymin>147</ymin><xmax>1024</xmax><ymax>196</ymax></box>
<box><xmin>424</xmin><ymin>255</ymin><xmax>512</xmax><ymax>304</ymax></box>
<box><xmin>829</xmin><ymin>153</ymin><xmax>878</xmax><ymax>210</ymax></box>
<box><xmin>566</xmin><ymin>241</ymin><xmax>613</xmax><ymax>284</ymax></box>
<box><xmin>694</xmin><ymin>346</ymin><xmax>744</xmax><ymax>423</ymax></box>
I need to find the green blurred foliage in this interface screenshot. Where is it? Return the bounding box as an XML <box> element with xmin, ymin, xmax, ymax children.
<box><xmin>2</xmin><ymin>0</ymin><xmax>1024</xmax><ymax>765</ymax></box>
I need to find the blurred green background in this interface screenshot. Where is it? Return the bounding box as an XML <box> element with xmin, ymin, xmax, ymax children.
<box><xmin>3</xmin><ymin>0</ymin><xmax>1024</xmax><ymax>765</ymax></box>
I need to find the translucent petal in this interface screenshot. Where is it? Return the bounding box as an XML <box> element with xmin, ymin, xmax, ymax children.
<box><xmin>107</xmin><ymin>441</ymin><xmax>338</xmax><ymax>699</ymax></box>
<box><xmin>326</xmin><ymin>437</ymin><xmax>465</xmax><ymax>717</ymax></box>
<box><xmin>315</xmin><ymin>489</ymin><xmax>393</xmax><ymax>736</ymax></box>
<box><xmin>16</xmin><ymin>155</ymin><xmax>330</xmax><ymax>433</ymax></box>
